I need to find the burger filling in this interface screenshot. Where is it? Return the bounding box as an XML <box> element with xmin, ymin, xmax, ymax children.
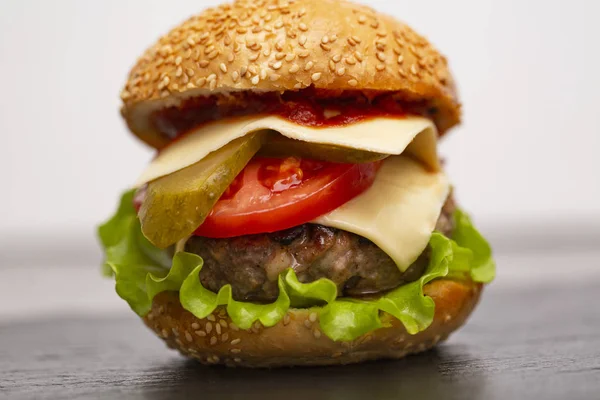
<box><xmin>99</xmin><ymin>103</ymin><xmax>495</xmax><ymax>342</ymax></box>
<box><xmin>186</xmin><ymin>195</ymin><xmax>454</xmax><ymax>303</ymax></box>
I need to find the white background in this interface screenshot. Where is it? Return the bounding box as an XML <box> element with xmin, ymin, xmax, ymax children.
<box><xmin>1</xmin><ymin>0</ymin><xmax>599</xmax><ymax>236</ymax></box>
<box><xmin>0</xmin><ymin>0</ymin><xmax>599</xmax><ymax>320</ymax></box>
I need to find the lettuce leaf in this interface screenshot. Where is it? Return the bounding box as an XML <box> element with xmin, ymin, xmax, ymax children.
<box><xmin>98</xmin><ymin>191</ymin><xmax>495</xmax><ymax>341</ymax></box>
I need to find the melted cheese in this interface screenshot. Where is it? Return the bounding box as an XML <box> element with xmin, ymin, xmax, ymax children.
<box><xmin>136</xmin><ymin>115</ymin><xmax>439</xmax><ymax>186</ymax></box>
<box><xmin>313</xmin><ymin>156</ymin><xmax>450</xmax><ymax>272</ymax></box>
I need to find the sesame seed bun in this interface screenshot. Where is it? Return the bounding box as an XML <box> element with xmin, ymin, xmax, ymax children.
<box><xmin>121</xmin><ymin>0</ymin><xmax>461</xmax><ymax>148</ymax></box>
<box><xmin>143</xmin><ymin>279</ymin><xmax>481</xmax><ymax>367</ymax></box>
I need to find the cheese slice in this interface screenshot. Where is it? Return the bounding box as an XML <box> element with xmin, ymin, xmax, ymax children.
<box><xmin>136</xmin><ymin>115</ymin><xmax>439</xmax><ymax>186</ymax></box>
<box><xmin>313</xmin><ymin>156</ymin><xmax>450</xmax><ymax>272</ymax></box>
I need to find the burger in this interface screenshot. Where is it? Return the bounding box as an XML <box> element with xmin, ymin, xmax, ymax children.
<box><xmin>98</xmin><ymin>0</ymin><xmax>495</xmax><ymax>367</ymax></box>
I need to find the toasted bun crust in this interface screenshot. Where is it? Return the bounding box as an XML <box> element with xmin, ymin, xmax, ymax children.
<box><xmin>121</xmin><ymin>0</ymin><xmax>460</xmax><ymax>148</ymax></box>
<box><xmin>143</xmin><ymin>279</ymin><xmax>481</xmax><ymax>367</ymax></box>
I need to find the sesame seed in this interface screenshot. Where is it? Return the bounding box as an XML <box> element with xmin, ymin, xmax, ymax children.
<box><xmin>161</xmin><ymin>329</ymin><xmax>169</xmax><ymax>338</ymax></box>
<box><xmin>298</xmin><ymin>50</ymin><xmax>309</xmax><ymax>58</ymax></box>
<box><xmin>172</xmin><ymin>328</ymin><xmax>179</xmax><ymax>337</ymax></box>
<box><xmin>299</xmin><ymin>35</ymin><xmax>307</xmax><ymax>46</ymax></box>
<box><xmin>274</xmin><ymin>20</ymin><xmax>283</xmax><ymax>29</ymax></box>
<box><xmin>207</xmin><ymin>50</ymin><xmax>219</xmax><ymax>60</ymax></box>
<box><xmin>410</xmin><ymin>64</ymin><xmax>418</xmax><ymax>75</ymax></box>
<box><xmin>158</xmin><ymin>76</ymin><xmax>170</xmax><ymax>90</ymax></box>
<box><xmin>207</xmin><ymin>73</ymin><xmax>216</xmax><ymax>82</ymax></box>
<box><xmin>221</xmin><ymin>333</ymin><xmax>229</xmax><ymax>342</ymax></box>
<box><xmin>311</xmin><ymin>72</ymin><xmax>322</xmax><ymax>81</ymax></box>
<box><xmin>269</xmin><ymin>73</ymin><xmax>281</xmax><ymax>81</ymax></box>
<box><xmin>216</xmin><ymin>323</ymin><xmax>222</xmax><ymax>335</ymax></box>
<box><xmin>234</xmin><ymin>357</ymin><xmax>242</xmax><ymax>363</ymax></box>
<box><xmin>304</xmin><ymin>320</ymin><xmax>312</xmax><ymax>328</ymax></box>
<box><xmin>263</xmin><ymin>47</ymin><xmax>271</xmax><ymax>57</ymax></box>
<box><xmin>376</xmin><ymin>52</ymin><xmax>386</xmax><ymax>62</ymax></box>
<box><xmin>276</xmin><ymin>40</ymin><xmax>285</xmax><ymax>51</ymax></box>
<box><xmin>230</xmin><ymin>323</ymin><xmax>239</xmax><ymax>331</ymax></box>
<box><xmin>251</xmin><ymin>75</ymin><xmax>260</xmax><ymax>85</ymax></box>
<box><xmin>309</xmin><ymin>313</ymin><xmax>318</xmax><ymax>322</ymax></box>
<box><xmin>345</xmin><ymin>57</ymin><xmax>356</xmax><ymax>65</ymax></box>
<box><xmin>304</xmin><ymin>61</ymin><xmax>314</xmax><ymax>71</ymax></box>
<box><xmin>397</xmin><ymin>55</ymin><xmax>404</xmax><ymax>64</ymax></box>
<box><xmin>283</xmin><ymin>314</ymin><xmax>291</xmax><ymax>326</ymax></box>
<box><xmin>336</xmin><ymin>67</ymin><xmax>346</xmax><ymax>76</ymax></box>
<box><xmin>219</xmin><ymin>63</ymin><xmax>228</xmax><ymax>73</ymax></box>
<box><xmin>260</xmin><ymin>69</ymin><xmax>267</xmax><ymax>80</ymax></box>
<box><xmin>219</xmin><ymin>320</ymin><xmax>228</xmax><ymax>328</ymax></box>
<box><xmin>206</xmin><ymin>322</ymin><xmax>213</xmax><ymax>333</ymax></box>
<box><xmin>210</xmin><ymin>336</ymin><xmax>218</xmax><ymax>346</ymax></box>
<box><xmin>175</xmin><ymin>338</ymin><xmax>183</xmax><ymax>346</ymax></box>
<box><xmin>205</xmin><ymin>45</ymin><xmax>215</xmax><ymax>55</ymax></box>
<box><xmin>358</xmin><ymin>15</ymin><xmax>367</xmax><ymax>24</ymax></box>
<box><xmin>199</xmin><ymin>60</ymin><xmax>209</xmax><ymax>68</ymax></box>
<box><xmin>227</xmin><ymin>53</ymin><xmax>235</xmax><ymax>63</ymax></box>
<box><xmin>299</xmin><ymin>22</ymin><xmax>308</xmax><ymax>31</ymax></box>
<box><xmin>398</xmin><ymin>68</ymin><xmax>407</xmax><ymax>77</ymax></box>
<box><xmin>376</xmin><ymin>64</ymin><xmax>385</xmax><ymax>71</ymax></box>
<box><xmin>320</xmin><ymin>43</ymin><xmax>331</xmax><ymax>51</ymax></box>
<box><xmin>444</xmin><ymin>314</ymin><xmax>452</xmax><ymax>322</ymax></box>
<box><xmin>285</xmin><ymin>53</ymin><xmax>296</xmax><ymax>62</ymax></box>
<box><xmin>195</xmin><ymin>330</ymin><xmax>206</xmax><ymax>337</ymax></box>
<box><xmin>313</xmin><ymin>328</ymin><xmax>322</xmax><ymax>339</ymax></box>
<box><xmin>321</xmin><ymin>36</ymin><xmax>329</xmax><ymax>44</ymax></box>
<box><xmin>175</xmin><ymin>66</ymin><xmax>183</xmax><ymax>77</ymax></box>
<box><xmin>352</xmin><ymin>35</ymin><xmax>362</xmax><ymax>44</ymax></box>
<box><xmin>231</xmin><ymin>348</ymin><xmax>241</xmax><ymax>354</ymax></box>
<box><xmin>348</xmin><ymin>37</ymin><xmax>357</xmax><ymax>46</ymax></box>
<box><xmin>272</xmin><ymin>61</ymin><xmax>283</xmax><ymax>70</ymax></box>
<box><xmin>185</xmin><ymin>331</ymin><xmax>193</xmax><ymax>342</ymax></box>
<box><xmin>248</xmin><ymin>65</ymin><xmax>258</xmax><ymax>75</ymax></box>
<box><xmin>329</xmin><ymin>60</ymin><xmax>335</xmax><ymax>71</ymax></box>
<box><xmin>175</xmin><ymin>56</ymin><xmax>183</xmax><ymax>66</ymax></box>
<box><xmin>354</xmin><ymin>51</ymin><xmax>364</xmax><ymax>62</ymax></box>
<box><xmin>186</xmin><ymin>68</ymin><xmax>195</xmax><ymax>76</ymax></box>
<box><xmin>249</xmin><ymin>53</ymin><xmax>259</xmax><ymax>61</ymax></box>
<box><xmin>275</xmin><ymin>52</ymin><xmax>285</xmax><ymax>60</ymax></box>
<box><xmin>231</xmin><ymin>338</ymin><xmax>241</xmax><ymax>345</ymax></box>
<box><xmin>210</xmin><ymin>78</ymin><xmax>217</xmax><ymax>89</ymax></box>
<box><xmin>348</xmin><ymin>79</ymin><xmax>358</xmax><ymax>86</ymax></box>
<box><xmin>196</xmin><ymin>77</ymin><xmax>207</xmax><ymax>87</ymax></box>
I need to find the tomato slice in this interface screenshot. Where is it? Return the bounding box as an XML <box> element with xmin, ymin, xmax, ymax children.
<box><xmin>194</xmin><ymin>157</ymin><xmax>382</xmax><ymax>238</ymax></box>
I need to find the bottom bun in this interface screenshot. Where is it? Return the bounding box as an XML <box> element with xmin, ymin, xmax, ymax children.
<box><xmin>143</xmin><ymin>279</ymin><xmax>482</xmax><ymax>368</ymax></box>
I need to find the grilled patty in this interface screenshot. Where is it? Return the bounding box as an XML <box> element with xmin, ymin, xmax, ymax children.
<box><xmin>185</xmin><ymin>196</ymin><xmax>455</xmax><ymax>303</ymax></box>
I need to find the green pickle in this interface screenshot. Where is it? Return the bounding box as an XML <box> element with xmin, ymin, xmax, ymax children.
<box><xmin>139</xmin><ymin>133</ymin><xmax>264</xmax><ymax>248</ymax></box>
<box><xmin>259</xmin><ymin>134</ymin><xmax>389</xmax><ymax>164</ymax></box>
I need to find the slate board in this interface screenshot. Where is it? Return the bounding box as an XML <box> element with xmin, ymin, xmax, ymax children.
<box><xmin>1</xmin><ymin>281</ymin><xmax>599</xmax><ymax>400</ymax></box>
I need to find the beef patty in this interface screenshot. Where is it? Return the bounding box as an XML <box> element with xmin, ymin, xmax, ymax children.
<box><xmin>185</xmin><ymin>196</ymin><xmax>455</xmax><ymax>303</ymax></box>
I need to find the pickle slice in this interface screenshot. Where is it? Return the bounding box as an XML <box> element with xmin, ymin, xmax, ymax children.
<box><xmin>139</xmin><ymin>133</ymin><xmax>264</xmax><ymax>248</ymax></box>
<box><xmin>259</xmin><ymin>134</ymin><xmax>389</xmax><ymax>164</ymax></box>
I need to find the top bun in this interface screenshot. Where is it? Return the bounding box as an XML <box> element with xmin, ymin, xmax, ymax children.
<box><xmin>121</xmin><ymin>0</ymin><xmax>461</xmax><ymax>148</ymax></box>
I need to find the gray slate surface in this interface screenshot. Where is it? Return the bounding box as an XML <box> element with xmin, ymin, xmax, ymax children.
<box><xmin>1</xmin><ymin>280</ymin><xmax>599</xmax><ymax>399</ymax></box>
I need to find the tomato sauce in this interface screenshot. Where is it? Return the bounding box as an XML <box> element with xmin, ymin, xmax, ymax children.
<box><xmin>152</xmin><ymin>89</ymin><xmax>424</xmax><ymax>143</ymax></box>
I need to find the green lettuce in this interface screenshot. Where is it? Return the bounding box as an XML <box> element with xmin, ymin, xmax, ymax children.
<box><xmin>99</xmin><ymin>190</ymin><xmax>495</xmax><ymax>341</ymax></box>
